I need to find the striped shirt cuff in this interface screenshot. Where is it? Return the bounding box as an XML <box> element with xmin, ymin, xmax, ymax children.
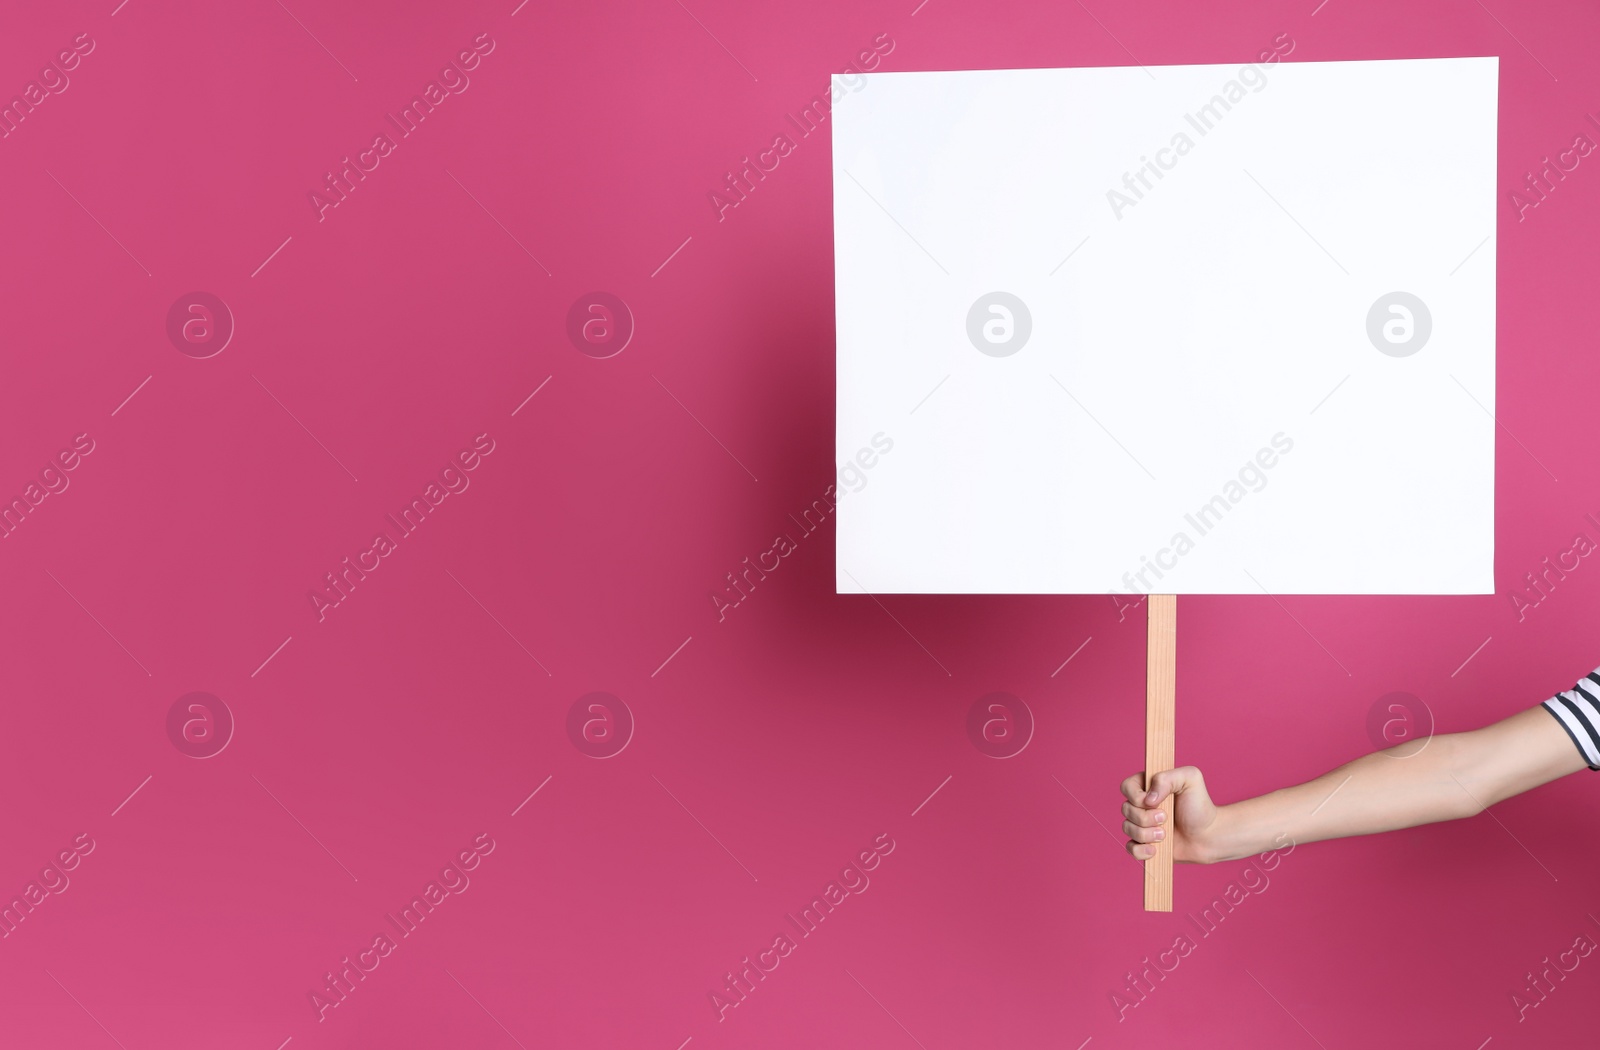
<box><xmin>1541</xmin><ymin>669</ymin><xmax>1600</xmax><ymax>771</ymax></box>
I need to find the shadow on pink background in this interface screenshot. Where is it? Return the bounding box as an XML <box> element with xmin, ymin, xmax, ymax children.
<box><xmin>0</xmin><ymin>0</ymin><xmax>1597</xmax><ymax>1046</ymax></box>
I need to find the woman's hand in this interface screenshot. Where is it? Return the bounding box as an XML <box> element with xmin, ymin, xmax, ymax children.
<box><xmin>1120</xmin><ymin>766</ymin><xmax>1221</xmax><ymax>864</ymax></box>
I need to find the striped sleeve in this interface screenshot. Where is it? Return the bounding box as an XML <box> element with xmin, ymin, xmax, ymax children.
<box><xmin>1541</xmin><ymin>668</ymin><xmax>1600</xmax><ymax>770</ymax></box>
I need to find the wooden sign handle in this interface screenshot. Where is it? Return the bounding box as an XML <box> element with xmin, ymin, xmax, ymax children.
<box><xmin>1144</xmin><ymin>594</ymin><xmax>1176</xmax><ymax>911</ymax></box>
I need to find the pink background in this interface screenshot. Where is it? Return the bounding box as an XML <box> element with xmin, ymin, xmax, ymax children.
<box><xmin>1</xmin><ymin>0</ymin><xmax>1598</xmax><ymax>1046</ymax></box>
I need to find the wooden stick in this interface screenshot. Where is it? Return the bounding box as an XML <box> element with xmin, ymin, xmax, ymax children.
<box><xmin>1144</xmin><ymin>594</ymin><xmax>1176</xmax><ymax>912</ymax></box>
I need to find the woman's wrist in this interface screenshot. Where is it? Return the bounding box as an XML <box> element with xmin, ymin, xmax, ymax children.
<box><xmin>1176</xmin><ymin>805</ymin><xmax>1224</xmax><ymax>864</ymax></box>
<box><xmin>1187</xmin><ymin>802</ymin><xmax>1257</xmax><ymax>864</ymax></box>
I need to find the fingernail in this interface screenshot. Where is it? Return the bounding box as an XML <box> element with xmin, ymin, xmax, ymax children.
<box><xmin>1145</xmin><ymin>792</ymin><xmax>1158</xmax><ymax>805</ymax></box>
<box><xmin>1154</xmin><ymin>811</ymin><xmax>1166</xmax><ymax>823</ymax></box>
<box><xmin>1154</xmin><ymin>829</ymin><xmax>1165</xmax><ymax>840</ymax></box>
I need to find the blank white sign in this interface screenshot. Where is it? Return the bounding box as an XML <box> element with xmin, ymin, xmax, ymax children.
<box><xmin>834</xmin><ymin>57</ymin><xmax>1497</xmax><ymax>596</ymax></box>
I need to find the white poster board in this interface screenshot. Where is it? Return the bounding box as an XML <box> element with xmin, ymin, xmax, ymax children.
<box><xmin>834</xmin><ymin>57</ymin><xmax>1497</xmax><ymax>596</ymax></box>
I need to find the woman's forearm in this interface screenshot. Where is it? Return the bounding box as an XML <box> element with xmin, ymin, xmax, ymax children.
<box><xmin>1197</xmin><ymin>707</ymin><xmax>1586</xmax><ymax>863</ymax></box>
<box><xmin>1200</xmin><ymin>736</ymin><xmax>1476</xmax><ymax>861</ymax></box>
